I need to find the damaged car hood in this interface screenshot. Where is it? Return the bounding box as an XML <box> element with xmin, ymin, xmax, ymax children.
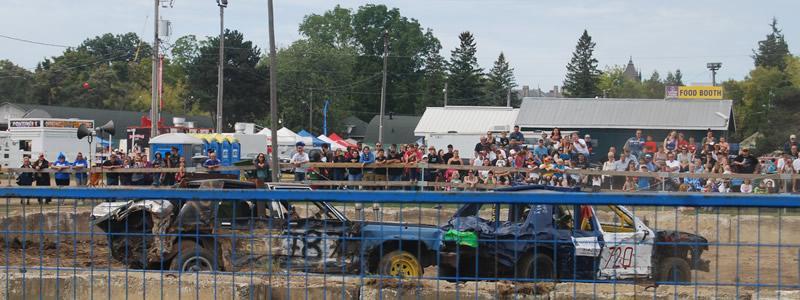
<box><xmin>91</xmin><ymin>200</ymin><xmax>175</xmax><ymax>224</ymax></box>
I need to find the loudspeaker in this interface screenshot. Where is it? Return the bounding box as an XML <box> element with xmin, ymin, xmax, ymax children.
<box><xmin>96</xmin><ymin>120</ymin><xmax>115</xmax><ymax>136</ymax></box>
<box><xmin>77</xmin><ymin>124</ymin><xmax>93</xmax><ymax>140</ymax></box>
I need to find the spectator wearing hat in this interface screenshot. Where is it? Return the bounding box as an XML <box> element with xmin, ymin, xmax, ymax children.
<box><xmin>732</xmin><ymin>147</ymin><xmax>758</xmax><ymax>174</ymax></box>
<box><xmin>533</xmin><ymin>139</ymin><xmax>548</xmax><ymax>160</ymax></box>
<box><xmin>441</xmin><ymin>144</ymin><xmax>454</xmax><ymax>165</ymax></box>
<box><xmin>290</xmin><ymin>142</ymin><xmax>310</xmax><ymax>181</ymax></box>
<box><xmin>642</xmin><ymin>153</ymin><xmax>658</xmax><ymax>172</ymax></box>
<box><xmin>509</xmin><ymin>125</ymin><xmax>525</xmax><ymax>150</ymax></box>
<box><xmin>784</xmin><ymin>134</ymin><xmax>798</xmax><ymax>154</ymax></box>
<box><xmin>52</xmin><ymin>152</ymin><xmax>71</xmax><ymax>187</ymax></box>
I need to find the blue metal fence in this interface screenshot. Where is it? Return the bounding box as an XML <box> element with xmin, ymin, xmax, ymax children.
<box><xmin>1</xmin><ymin>186</ymin><xmax>799</xmax><ymax>299</ymax></box>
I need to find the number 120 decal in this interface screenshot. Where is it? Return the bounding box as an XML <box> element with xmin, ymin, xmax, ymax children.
<box><xmin>604</xmin><ymin>246</ymin><xmax>634</xmax><ymax>269</ymax></box>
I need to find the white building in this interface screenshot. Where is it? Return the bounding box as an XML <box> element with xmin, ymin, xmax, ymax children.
<box><xmin>414</xmin><ymin>106</ymin><xmax>519</xmax><ymax>159</ymax></box>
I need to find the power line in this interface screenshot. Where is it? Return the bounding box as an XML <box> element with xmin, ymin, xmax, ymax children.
<box><xmin>0</xmin><ymin>33</ymin><xmax>70</xmax><ymax>48</ymax></box>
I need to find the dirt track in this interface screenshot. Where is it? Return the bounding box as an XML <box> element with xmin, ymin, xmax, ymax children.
<box><xmin>1</xmin><ymin>202</ymin><xmax>799</xmax><ymax>298</ymax></box>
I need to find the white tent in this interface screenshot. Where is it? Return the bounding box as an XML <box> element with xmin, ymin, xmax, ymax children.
<box><xmin>257</xmin><ymin>127</ymin><xmax>298</xmax><ymax>145</ymax></box>
<box><xmin>279</xmin><ymin>127</ymin><xmax>312</xmax><ymax>146</ymax></box>
<box><xmin>317</xmin><ymin>135</ymin><xmax>347</xmax><ymax>150</ymax></box>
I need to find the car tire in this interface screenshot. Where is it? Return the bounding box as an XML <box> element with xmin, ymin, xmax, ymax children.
<box><xmin>656</xmin><ymin>257</ymin><xmax>691</xmax><ymax>283</ymax></box>
<box><xmin>169</xmin><ymin>241</ymin><xmax>217</xmax><ymax>272</ymax></box>
<box><xmin>378</xmin><ymin>250</ymin><xmax>423</xmax><ymax>278</ymax></box>
<box><xmin>516</xmin><ymin>252</ymin><xmax>556</xmax><ymax>281</ymax></box>
<box><xmin>109</xmin><ymin>235</ymin><xmax>149</xmax><ymax>269</ymax></box>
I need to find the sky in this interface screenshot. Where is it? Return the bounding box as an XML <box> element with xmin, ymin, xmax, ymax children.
<box><xmin>2</xmin><ymin>0</ymin><xmax>799</xmax><ymax>90</ymax></box>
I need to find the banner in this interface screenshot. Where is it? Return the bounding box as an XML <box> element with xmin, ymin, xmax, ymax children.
<box><xmin>665</xmin><ymin>86</ymin><xmax>724</xmax><ymax>99</ymax></box>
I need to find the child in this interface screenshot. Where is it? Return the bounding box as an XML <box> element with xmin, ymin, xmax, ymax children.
<box><xmin>740</xmin><ymin>179</ymin><xmax>753</xmax><ymax>193</ymax></box>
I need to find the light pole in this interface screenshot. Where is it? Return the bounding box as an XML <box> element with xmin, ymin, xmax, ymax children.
<box><xmin>216</xmin><ymin>0</ymin><xmax>228</xmax><ymax>133</ymax></box>
<box><xmin>150</xmin><ymin>0</ymin><xmax>160</xmax><ymax>139</ymax></box>
<box><xmin>267</xmin><ymin>0</ymin><xmax>279</xmax><ymax>182</ymax></box>
<box><xmin>706</xmin><ymin>62</ymin><xmax>721</xmax><ymax>86</ymax></box>
<box><xmin>378</xmin><ymin>30</ymin><xmax>388</xmax><ymax>144</ymax></box>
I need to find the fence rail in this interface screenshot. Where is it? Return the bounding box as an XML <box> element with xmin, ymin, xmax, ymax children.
<box><xmin>1</xmin><ymin>187</ymin><xmax>799</xmax><ymax>299</ymax></box>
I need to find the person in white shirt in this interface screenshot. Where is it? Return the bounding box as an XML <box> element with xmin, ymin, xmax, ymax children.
<box><xmin>664</xmin><ymin>152</ymin><xmax>681</xmax><ymax>172</ymax></box>
<box><xmin>571</xmin><ymin>133</ymin><xmax>590</xmax><ymax>156</ymax></box>
<box><xmin>290</xmin><ymin>142</ymin><xmax>310</xmax><ymax>181</ymax></box>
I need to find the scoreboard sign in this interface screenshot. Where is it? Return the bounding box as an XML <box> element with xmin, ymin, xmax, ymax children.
<box><xmin>665</xmin><ymin>86</ymin><xmax>724</xmax><ymax>100</ymax></box>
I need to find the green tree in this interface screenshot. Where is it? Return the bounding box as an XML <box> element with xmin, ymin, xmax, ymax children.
<box><xmin>0</xmin><ymin>60</ymin><xmax>34</xmax><ymax>103</ymax></box>
<box><xmin>298</xmin><ymin>4</ymin><xmax>441</xmax><ymax>119</ymax></box>
<box><xmin>641</xmin><ymin>71</ymin><xmax>665</xmax><ymax>99</ymax></box>
<box><xmin>597</xmin><ymin>66</ymin><xmax>643</xmax><ymax>98</ymax></box>
<box><xmin>563</xmin><ymin>30</ymin><xmax>601</xmax><ymax>98</ymax></box>
<box><xmin>448</xmin><ymin>31</ymin><xmax>484</xmax><ymax>104</ymax></box>
<box><xmin>485</xmin><ymin>52</ymin><xmax>518</xmax><ymax>106</ymax></box>
<box><xmin>753</xmin><ymin>18</ymin><xmax>791</xmax><ymax>71</ymax></box>
<box><xmin>185</xmin><ymin>30</ymin><xmax>268</xmax><ymax>130</ymax></box>
<box><xmin>417</xmin><ymin>45</ymin><xmax>447</xmax><ymax>114</ymax></box>
<box><xmin>664</xmin><ymin>69</ymin><xmax>684</xmax><ymax>86</ymax></box>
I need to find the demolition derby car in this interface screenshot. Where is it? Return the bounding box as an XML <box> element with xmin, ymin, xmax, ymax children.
<box><xmin>438</xmin><ymin>185</ymin><xmax>710</xmax><ymax>283</ymax></box>
<box><xmin>91</xmin><ymin>180</ymin><xmax>441</xmax><ymax>276</ymax></box>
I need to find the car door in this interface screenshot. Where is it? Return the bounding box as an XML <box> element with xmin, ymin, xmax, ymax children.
<box><xmin>593</xmin><ymin>205</ymin><xmax>654</xmax><ymax>279</ymax></box>
<box><xmin>280</xmin><ymin>201</ymin><xmax>349</xmax><ymax>272</ymax></box>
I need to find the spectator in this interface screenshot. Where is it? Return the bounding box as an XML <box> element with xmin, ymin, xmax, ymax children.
<box><xmin>534</xmin><ymin>139</ymin><xmax>549</xmax><ymax>160</ymax></box>
<box><xmin>447</xmin><ymin>171</ymin><xmax>462</xmax><ymax>191</ymax></box>
<box><xmin>374</xmin><ymin>142</ymin><xmax>383</xmax><ymax>153</ymax></box>
<box><xmin>486</xmin><ymin>131</ymin><xmax>496</xmax><ymax>145</ymax></box>
<box><xmin>665</xmin><ymin>152</ymin><xmax>680</xmax><ymax>172</ymax></box>
<box><xmin>473</xmin><ymin>151</ymin><xmax>486</xmax><ymax>167</ymax></box>
<box><xmin>622</xmin><ymin>161</ymin><xmax>638</xmax><ymax>192</ymax></box>
<box><xmin>474</xmin><ymin>136</ymin><xmax>490</xmax><ymax>158</ymax></box>
<box><xmin>584</xmin><ymin>134</ymin><xmax>594</xmax><ymax>156</ymax></box>
<box><xmin>498</xmin><ymin>131</ymin><xmax>510</xmax><ymax>148</ymax></box>
<box><xmin>373</xmin><ymin>149</ymin><xmax>387</xmax><ymax>183</ymax></box>
<box><xmin>447</xmin><ymin>150</ymin><xmax>463</xmax><ymax>165</ymax></box>
<box><xmin>571</xmin><ymin>133</ymin><xmax>590</xmax><ymax>157</ymax></box>
<box><xmin>404</xmin><ymin>145</ymin><xmax>419</xmax><ymax>182</ymax></box>
<box><xmin>550</xmin><ymin>128</ymin><xmax>562</xmax><ymax>144</ymax></box>
<box><xmin>740</xmin><ymin>179</ymin><xmax>753</xmax><ymax>193</ymax></box>
<box><xmin>540</xmin><ymin>132</ymin><xmax>552</xmax><ymax>150</ymax></box>
<box><xmin>72</xmin><ymin>152</ymin><xmax>89</xmax><ymax>186</ymax></box>
<box><xmin>677</xmin><ymin>146</ymin><xmax>692</xmax><ymax>165</ymax></box>
<box><xmin>602</xmin><ymin>152</ymin><xmax>617</xmax><ymax>189</ymax></box>
<box><xmin>165</xmin><ymin>146</ymin><xmax>181</xmax><ymax>186</ymax></box>
<box><xmin>789</xmin><ymin>145</ymin><xmax>799</xmax><ymax>159</ymax></box>
<box><xmin>677</xmin><ymin>132</ymin><xmax>689</xmax><ymax>149</ymax></box>
<box><xmin>332</xmin><ymin>149</ymin><xmax>347</xmax><ymax>181</ymax></box>
<box><xmin>624</xmin><ymin>129</ymin><xmax>645</xmax><ymax>159</ymax></box>
<box><xmin>360</xmin><ymin>146</ymin><xmax>376</xmax><ymax>182</ymax></box>
<box><xmin>663</xmin><ymin>131</ymin><xmax>678</xmax><ymax>153</ymax></box>
<box><xmin>202</xmin><ymin>152</ymin><xmax>221</xmax><ymax>174</ymax></box>
<box><xmin>254</xmin><ymin>153</ymin><xmax>270</xmax><ymax>183</ymax></box>
<box><xmin>442</xmin><ymin>144</ymin><xmax>455</xmax><ymax>165</ymax></box>
<box><xmin>794</xmin><ymin>155</ymin><xmax>800</xmax><ymax>192</ymax></box>
<box><xmin>120</xmin><ymin>155</ymin><xmax>133</xmax><ymax>185</ymax></box>
<box><xmin>17</xmin><ymin>156</ymin><xmax>34</xmax><ymax>205</ymax></box>
<box><xmin>151</xmin><ymin>152</ymin><xmax>164</xmax><ymax>186</ymax></box>
<box><xmin>175</xmin><ymin>161</ymin><xmax>186</xmax><ymax>183</ymax></box>
<box><xmin>463</xmin><ymin>170</ymin><xmax>479</xmax><ymax>190</ymax></box>
<box><xmin>290</xmin><ymin>142</ymin><xmax>310</xmax><ymax>181</ymax></box>
<box><xmin>637</xmin><ymin>164</ymin><xmax>651</xmax><ymax>191</ymax></box>
<box><xmin>52</xmin><ymin>152</ymin><xmax>71</xmax><ymax>187</ymax></box>
<box><xmin>347</xmin><ymin>148</ymin><xmax>363</xmax><ymax>182</ymax></box>
<box><xmin>425</xmin><ymin>146</ymin><xmax>443</xmax><ymax>182</ymax></box>
<box><xmin>643</xmin><ymin>135</ymin><xmax>658</xmax><ymax>155</ymax></box>
<box><xmin>653</xmin><ymin>147</ymin><xmax>668</xmax><ymax>167</ymax></box>
<box><xmin>784</xmin><ymin>134</ymin><xmax>798</xmax><ymax>154</ymax></box>
<box><xmin>642</xmin><ymin>153</ymin><xmax>658</xmax><ymax>172</ymax></box>
<box><xmin>32</xmin><ymin>154</ymin><xmax>51</xmax><ymax>204</ymax></box>
<box><xmin>385</xmin><ymin>147</ymin><xmax>404</xmax><ymax>182</ymax></box>
<box><xmin>687</xmin><ymin>137</ymin><xmax>699</xmax><ymax>157</ymax></box>
<box><xmin>718</xmin><ymin>137</ymin><xmax>730</xmax><ymax>153</ymax></box>
<box><xmin>101</xmin><ymin>153</ymin><xmax>122</xmax><ymax>186</ymax></box>
<box><xmin>731</xmin><ymin>147</ymin><xmax>758</xmax><ymax>174</ymax></box>
<box><xmin>509</xmin><ymin>125</ymin><xmax>525</xmax><ymax>150</ymax></box>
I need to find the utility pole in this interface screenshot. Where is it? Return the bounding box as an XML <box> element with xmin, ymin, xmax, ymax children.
<box><xmin>309</xmin><ymin>89</ymin><xmax>313</xmax><ymax>130</ymax></box>
<box><xmin>216</xmin><ymin>0</ymin><xmax>228</xmax><ymax>133</ymax></box>
<box><xmin>378</xmin><ymin>30</ymin><xmax>388</xmax><ymax>144</ymax></box>
<box><xmin>506</xmin><ymin>89</ymin><xmax>511</xmax><ymax>107</ymax></box>
<box><xmin>150</xmin><ymin>0</ymin><xmax>160</xmax><ymax>139</ymax></box>
<box><xmin>443</xmin><ymin>82</ymin><xmax>448</xmax><ymax>106</ymax></box>
<box><xmin>267</xmin><ymin>0</ymin><xmax>280</xmax><ymax>183</ymax></box>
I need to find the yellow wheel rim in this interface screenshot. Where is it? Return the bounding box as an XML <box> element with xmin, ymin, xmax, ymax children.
<box><xmin>387</xmin><ymin>254</ymin><xmax>421</xmax><ymax>277</ymax></box>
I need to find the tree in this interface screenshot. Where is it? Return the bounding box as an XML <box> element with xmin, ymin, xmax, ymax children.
<box><xmin>417</xmin><ymin>45</ymin><xmax>447</xmax><ymax>114</ymax></box>
<box><xmin>597</xmin><ymin>66</ymin><xmax>643</xmax><ymax>98</ymax></box>
<box><xmin>298</xmin><ymin>4</ymin><xmax>442</xmax><ymax>119</ymax></box>
<box><xmin>185</xmin><ymin>30</ymin><xmax>268</xmax><ymax>130</ymax></box>
<box><xmin>664</xmin><ymin>69</ymin><xmax>684</xmax><ymax>86</ymax></box>
<box><xmin>563</xmin><ymin>30</ymin><xmax>601</xmax><ymax>98</ymax></box>
<box><xmin>485</xmin><ymin>52</ymin><xmax>518</xmax><ymax>106</ymax></box>
<box><xmin>642</xmin><ymin>71</ymin><xmax>665</xmax><ymax>99</ymax></box>
<box><xmin>753</xmin><ymin>18</ymin><xmax>791</xmax><ymax>71</ymax></box>
<box><xmin>0</xmin><ymin>60</ymin><xmax>34</xmax><ymax>103</ymax></box>
<box><xmin>448</xmin><ymin>31</ymin><xmax>484</xmax><ymax>105</ymax></box>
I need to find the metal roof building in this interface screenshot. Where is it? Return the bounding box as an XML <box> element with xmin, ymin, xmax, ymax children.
<box><xmin>515</xmin><ymin>97</ymin><xmax>734</xmax><ymax>131</ymax></box>
<box><xmin>364</xmin><ymin>114</ymin><xmax>422</xmax><ymax>145</ymax></box>
<box><xmin>414</xmin><ymin>106</ymin><xmax>519</xmax><ymax>158</ymax></box>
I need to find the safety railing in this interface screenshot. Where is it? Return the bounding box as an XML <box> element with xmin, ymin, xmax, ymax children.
<box><xmin>0</xmin><ymin>186</ymin><xmax>799</xmax><ymax>299</ymax></box>
<box><xmin>1</xmin><ymin>163</ymin><xmax>797</xmax><ymax>193</ymax></box>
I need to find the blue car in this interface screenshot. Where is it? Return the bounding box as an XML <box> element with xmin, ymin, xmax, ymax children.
<box><xmin>438</xmin><ymin>185</ymin><xmax>709</xmax><ymax>283</ymax></box>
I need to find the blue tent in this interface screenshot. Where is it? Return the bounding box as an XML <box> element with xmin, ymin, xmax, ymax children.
<box><xmin>297</xmin><ymin>130</ymin><xmax>326</xmax><ymax>147</ymax></box>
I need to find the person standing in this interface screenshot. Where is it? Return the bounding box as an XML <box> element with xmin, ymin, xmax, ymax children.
<box><xmin>165</xmin><ymin>147</ymin><xmax>181</xmax><ymax>186</ymax></box>
<box><xmin>624</xmin><ymin>129</ymin><xmax>645</xmax><ymax>160</ymax></box>
<box><xmin>203</xmin><ymin>152</ymin><xmax>222</xmax><ymax>174</ymax></box>
<box><xmin>254</xmin><ymin>153</ymin><xmax>270</xmax><ymax>183</ymax></box>
<box><xmin>290</xmin><ymin>142</ymin><xmax>310</xmax><ymax>182</ymax></box>
<box><xmin>509</xmin><ymin>126</ymin><xmax>525</xmax><ymax>150</ymax></box>
<box><xmin>16</xmin><ymin>156</ymin><xmax>35</xmax><ymax>205</ymax></box>
<box><xmin>32</xmin><ymin>154</ymin><xmax>51</xmax><ymax>204</ymax></box>
<box><xmin>101</xmin><ymin>153</ymin><xmax>122</xmax><ymax>186</ymax></box>
<box><xmin>72</xmin><ymin>152</ymin><xmax>89</xmax><ymax>186</ymax></box>
<box><xmin>151</xmin><ymin>152</ymin><xmax>164</xmax><ymax>186</ymax></box>
<box><xmin>52</xmin><ymin>153</ymin><xmax>71</xmax><ymax>187</ymax></box>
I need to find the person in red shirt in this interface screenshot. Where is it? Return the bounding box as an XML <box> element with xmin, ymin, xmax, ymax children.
<box><xmin>677</xmin><ymin>132</ymin><xmax>689</xmax><ymax>149</ymax></box>
<box><xmin>643</xmin><ymin>135</ymin><xmax>658</xmax><ymax>154</ymax></box>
